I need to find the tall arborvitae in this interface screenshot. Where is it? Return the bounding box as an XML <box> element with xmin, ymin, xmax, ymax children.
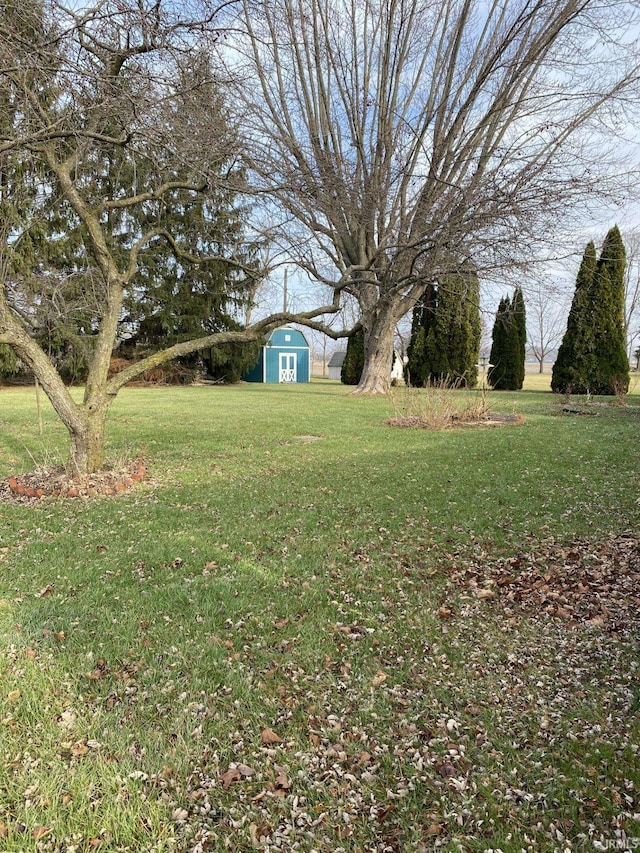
<box><xmin>552</xmin><ymin>229</ymin><xmax>629</xmax><ymax>395</ymax></box>
<box><xmin>405</xmin><ymin>284</ymin><xmax>436</xmax><ymax>386</ymax></box>
<box><xmin>405</xmin><ymin>272</ymin><xmax>481</xmax><ymax>386</ymax></box>
<box><xmin>341</xmin><ymin>328</ymin><xmax>365</xmax><ymax>385</ymax></box>
<box><xmin>488</xmin><ymin>293</ymin><xmax>523</xmax><ymax>390</ymax></box>
<box><xmin>488</xmin><ymin>296</ymin><xmax>510</xmax><ymax>389</ymax></box>
<box><xmin>551</xmin><ymin>242</ymin><xmax>597</xmax><ymax>393</ymax></box>
<box><xmin>591</xmin><ymin>226</ymin><xmax>629</xmax><ymax>394</ymax></box>
<box><xmin>512</xmin><ymin>286</ymin><xmax>527</xmax><ymax>390</ymax></box>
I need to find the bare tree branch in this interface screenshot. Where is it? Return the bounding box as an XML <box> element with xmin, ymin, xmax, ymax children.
<box><xmin>223</xmin><ymin>0</ymin><xmax>640</xmax><ymax>392</ymax></box>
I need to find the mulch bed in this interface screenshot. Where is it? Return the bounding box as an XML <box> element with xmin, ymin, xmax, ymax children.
<box><xmin>387</xmin><ymin>412</ymin><xmax>523</xmax><ymax>429</ymax></box>
<box><xmin>450</xmin><ymin>533</ymin><xmax>640</xmax><ymax>635</ymax></box>
<box><xmin>0</xmin><ymin>460</ymin><xmax>148</xmax><ymax>504</ymax></box>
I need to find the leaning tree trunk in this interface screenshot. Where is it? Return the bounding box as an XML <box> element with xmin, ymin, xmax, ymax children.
<box><xmin>353</xmin><ymin>306</ymin><xmax>398</xmax><ymax>395</ymax></box>
<box><xmin>0</xmin><ymin>306</ymin><xmax>112</xmax><ymax>477</ymax></box>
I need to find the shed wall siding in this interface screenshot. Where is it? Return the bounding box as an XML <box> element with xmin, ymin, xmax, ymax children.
<box><xmin>265</xmin><ymin>348</ymin><xmax>310</xmax><ymax>383</ymax></box>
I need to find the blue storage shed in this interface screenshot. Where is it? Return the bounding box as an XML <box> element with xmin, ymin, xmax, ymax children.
<box><xmin>244</xmin><ymin>327</ymin><xmax>311</xmax><ymax>383</ymax></box>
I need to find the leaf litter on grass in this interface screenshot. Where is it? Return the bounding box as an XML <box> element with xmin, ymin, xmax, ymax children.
<box><xmin>2</xmin><ymin>490</ymin><xmax>639</xmax><ymax>848</ymax></box>
<box><xmin>168</xmin><ymin>536</ymin><xmax>640</xmax><ymax>852</ymax></box>
<box><xmin>449</xmin><ymin>532</ymin><xmax>640</xmax><ymax>635</ymax></box>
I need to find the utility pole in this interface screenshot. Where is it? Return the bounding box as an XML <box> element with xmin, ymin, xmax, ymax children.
<box><xmin>283</xmin><ymin>268</ymin><xmax>288</xmax><ymax>314</ymax></box>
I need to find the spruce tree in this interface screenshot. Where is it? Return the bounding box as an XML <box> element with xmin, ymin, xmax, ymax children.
<box><xmin>0</xmin><ymin>345</ymin><xmax>18</xmax><ymax>380</ymax></box>
<box><xmin>341</xmin><ymin>328</ymin><xmax>365</xmax><ymax>385</ymax></box>
<box><xmin>5</xmin><ymin>49</ymin><xmax>258</xmax><ymax>384</ymax></box>
<box><xmin>205</xmin><ymin>336</ymin><xmax>263</xmax><ymax>384</ymax></box>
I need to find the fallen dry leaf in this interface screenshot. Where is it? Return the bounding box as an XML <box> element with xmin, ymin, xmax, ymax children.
<box><xmin>274</xmin><ymin>768</ymin><xmax>292</xmax><ymax>790</ymax></box>
<box><xmin>220</xmin><ymin>763</ymin><xmax>255</xmax><ymax>788</ymax></box>
<box><xmin>354</xmin><ymin>751</ymin><xmax>372</xmax><ymax>767</ymax></box>
<box><xmin>219</xmin><ymin>767</ymin><xmax>240</xmax><ymax>788</ymax></box>
<box><xmin>435</xmin><ymin>762</ymin><xmax>457</xmax><ymax>778</ymax></box>
<box><xmin>237</xmin><ymin>763</ymin><xmax>256</xmax><ymax>777</ymax></box>
<box><xmin>372</xmin><ymin>670</ymin><xmax>387</xmax><ymax>687</ymax></box>
<box><xmin>36</xmin><ymin>584</ymin><xmax>55</xmax><ymax>598</ymax></box>
<box><xmin>451</xmin><ymin>533</ymin><xmax>640</xmax><ymax>634</ymax></box>
<box><xmin>249</xmin><ymin>822</ymin><xmax>272</xmax><ymax>846</ymax></box>
<box><xmin>475</xmin><ymin>587</ymin><xmax>495</xmax><ymax>600</ymax></box>
<box><xmin>261</xmin><ymin>728</ymin><xmax>283</xmax><ymax>745</ymax></box>
<box><xmin>32</xmin><ymin>827</ymin><xmax>52</xmax><ymax>840</ymax></box>
<box><xmin>172</xmin><ymin>808</ymin><xmax>188</xmax><ymax>822</ymax></box>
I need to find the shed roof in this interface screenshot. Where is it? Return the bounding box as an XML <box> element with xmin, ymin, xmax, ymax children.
<box><xmin>327</xmin><ymin>350</ymin><xmax>347</xmax><ymax>368</ymax></box>
<box><xmin>267</xmin><ymin>326</ymin><xmax>310</xmax><ymax>348</ymax></box>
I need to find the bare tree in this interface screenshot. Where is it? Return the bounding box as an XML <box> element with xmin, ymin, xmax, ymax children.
<box><xmin>525</xmin><ymin>283</ymin><xmax>569</xmax><ymax>374</ymax></box>
<box><xmin>226</xmin><ymin>0</ymin><xmax>640</xmax><ymax>394</ymax></box>
<box><xmin>0</xmin><ymin>0</ymin><xmax>344</xmax><ymax>475</ymax></box>
<box><xmin>623</xmin><ymin>230</ymin><xmax>640</xmax><ymax>361</ymax></box>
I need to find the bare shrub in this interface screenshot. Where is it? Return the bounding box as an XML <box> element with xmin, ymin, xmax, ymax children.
<box><xmin>387</xmin><ymin>380</ymin><xmax>492</xmax><ymax>430</ymax></box>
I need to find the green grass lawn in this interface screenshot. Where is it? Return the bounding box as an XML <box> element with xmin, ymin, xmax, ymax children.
<box><xmin>0</xmin><ymin>380</ymin><xmax>639</xmax><ymax>852</ymax></box>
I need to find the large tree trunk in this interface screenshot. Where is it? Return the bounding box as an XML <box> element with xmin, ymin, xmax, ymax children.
<box><xmin>0</xmin><ymin>305</ymin><xmax>110</xmax><ymax>476</ymax></box>
<box><xmin>67</xmin><ymin>400</ymin><xmax>111</xmax><ymax>477</ymax></box>
<box><xmin>354</xmin><ymin>305</ymin><xmax>397</xmax><ymax>395</ymax></box>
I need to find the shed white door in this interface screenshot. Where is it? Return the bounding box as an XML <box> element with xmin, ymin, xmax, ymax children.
<box><xmin>279</xmin><ymin>353</ymin><xmax>297</xmax><ymax>382</ymax></box>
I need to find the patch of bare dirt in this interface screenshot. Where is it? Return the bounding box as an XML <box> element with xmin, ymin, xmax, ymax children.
<box><xmin>450</xmin><ymin>533</ymin><xmax>640</xmax><ymax>635</ymax></box>
<box><xmin>0</xmin><ymin>460</ymin><xmax>149</xmax><ymax>504</ymax></box>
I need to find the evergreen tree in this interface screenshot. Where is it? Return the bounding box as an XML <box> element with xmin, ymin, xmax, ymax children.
<box><xmin>488</xmin><ymin>293</ymin><xmax>523</xmax><ymax>390</ymax></box>
<box><xmin>512</xmin><ymin>286</ymin><xmax>527</xmax><ymax>389</ymax></box>
<box><xmin>341</xmin><ymin>328</ymin><xmax>365</xmax><ymax>385</ymax></box>
<box><xmin>204</xmin><ymin>335</ymin><xmax>263</xmax><ymax>384</ymax></box>
<box><xmin>552</xmin><ymin>229</ymin><xmax>629</xmax><ymax>395</ymax></box>
<box><xmin>489</xmin><ymin>296</ymin><xmax>509</xmax><ymax>389</ymax></box>
<box><xmin>405</xmin><ymin>284</ymin><xmax>436</xmax><ymax>386</ymax></box>
<box><xmin>116</xmin><ymin>55</ymin><xmax>260</xmax><ymax>373</ymax></box>
<box><xmin>404</xmin><ymin>271</ymin><xmax>481</xmax><ymax>386</ymax></box>
<box><xmin>591</xmin><ymin>226</ymin><xmax>629</xmax><ymax>394</ymax></box>
<box><xmin>3</xmin><ymin>47</ymin><xmax>258</xmax><ymax>384</ymax></box>
<box><xmin>551</xmin><ymin>242</ymin><xmax>597</xmax><ymax>393</ymax></box>
<box><xmin>0</xmin><ymin>345</ymin><xmax>18</xmax><ymax>380</ymax></box>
